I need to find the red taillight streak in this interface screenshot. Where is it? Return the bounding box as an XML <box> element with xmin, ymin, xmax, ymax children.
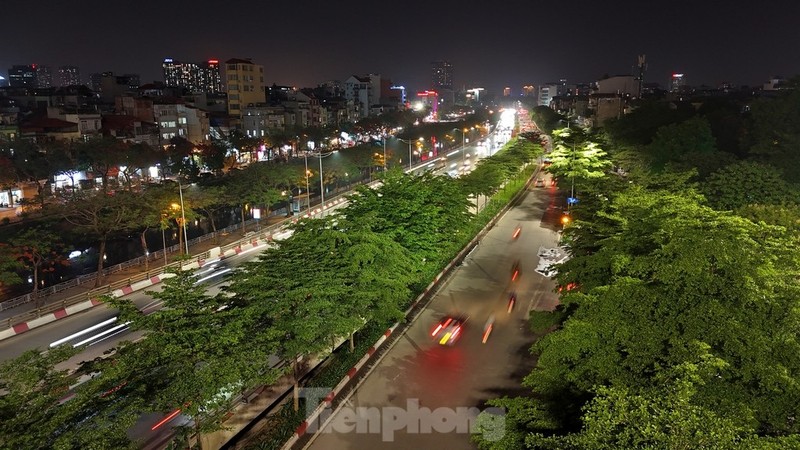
<box><xmin>482</xmin><ymin>325</ymin><xmax>493</xmax><ymax>344</ymax></box>
<box><xmin>512</xmin><ymin>271</ymin><xmax>519</xmax><ymax>281</ymax></box>
<box><xmin>451</xmin><ymin>327</ymin><xmax>461</xmax><ymax>339</ymax></box>
<box><xmin>507</xmin><ymin>300</ymin><xmax>514</xmax><ymax>314</ymax></box>
<box><xmin>513</xmin><ymin>228</ymin><xmax>520</xmax><ymax>238</ymax></box>
<box><xmin>151</xmin><ymin>408</ymin><xmax>182</xmax><ymax>431</ymax></box>
<box><xmin>433</xmin><ymin>318</ymin><xmax>453</xmax><ymax>337</ymax></box>
<box><xmin>101</xmin><ymin>381</ymin><xmax>127</xmax><ymax>398</ymax></box>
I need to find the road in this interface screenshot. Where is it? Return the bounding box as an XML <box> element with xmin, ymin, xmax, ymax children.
<box><xmin>0</xmin><ymin>124</ymin><xmax>510</xmax><ymax>448</ymax></box>
<box><xmin>305</xmin><ymin>163</ymin><xmax>561</xmax><ymax>449</ymax></box>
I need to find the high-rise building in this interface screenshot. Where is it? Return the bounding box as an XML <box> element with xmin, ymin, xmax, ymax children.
<box><xmin>58</xmin><ymin>65</ymin><xmax>81</xmax><ymax>86</ymax></box>
<box><xmin>503</xmin><ymin>87</ymin><xmax>512</xmax><ymax>97</ymax></box>
<box><xmin>35</xmin><ymin>65</ymin><xmax>52</xmax><ymax>88</ymax></box>
<box><xmin>224</xmin><ymin>58</ymin><xmax>265</xmax><ymax>117</ymax></box>
<box><xmin>8</xmin><ymin>64</ymin><xmax>37</xmax><ymax>88</ymax></box>
<box><xmin>162</xmin><ymin>58</ymin><xmax>222</xmax><ymax>93</ymax></box>
<box><xmin>669</xmin><ymin>73</ymin><xmax>685</xmax><ymax>92</ymax></box>
<box><xmin>89</xmin><ymin>72</ymin><xmax>108</xmax><ymax>92</ymax></box>
<box><xmin>431</xmin><ymin>61</ymin><xmax>453</xmax><ymax>91</ymax></box>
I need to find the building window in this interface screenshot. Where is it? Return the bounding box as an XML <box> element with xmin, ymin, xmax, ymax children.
<box><xmin>230</xmin><ymin>103</ymin><xmax>240</xmax><ymax>110</ymax></box>
<box><xmin>178</xmin><ymin>117</ymin><xmax>187</xmax><ymax>124</ymax></box>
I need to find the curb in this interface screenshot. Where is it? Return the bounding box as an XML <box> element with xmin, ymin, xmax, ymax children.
<box><xmin>280</xmin><ymin>322</ymin><xmax>400</xmax><ymax>450</ymax></box>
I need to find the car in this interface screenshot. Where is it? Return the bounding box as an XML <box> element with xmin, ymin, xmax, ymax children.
<box><xmin>535</xmin><ymin>178</ymin><xmax>545</xmax><ymax>187</ymax></box>
<box><xmin>431</xmin><ymin>316</ymin><xmax>466</xmax><ymax>346</ymax></box>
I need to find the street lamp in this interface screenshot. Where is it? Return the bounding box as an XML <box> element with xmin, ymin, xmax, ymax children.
<box><xmin>452</xmin><ymin>128</ymin><xmax>469</xmax><ymax>168</ymax></box>
<box><xmin>177</xmin><ymin>181</ymin><xmax>189</xmax><ymax>255</ymax></box>
<box><xmin>558</xmin><ymin>118</ymin><xmax>577</xmax><ymax>211</ymax></box>
<box><xmin>160</xmin><ymin>213</ymin><xmax>168</xmax><ymax>265</ymax></box>
<box><xmin>382</xmin><ymin>131</ymin><xmax>387</xmax><ymax>170</ymax></box>
<box><xmin>398</xmin><ymin>137</ymin><xmax>424</xmax><ymax>171</ymax></box>
<box><xmin>304</xmin><ymin>156</ymin><xmax>311</xmax><ymax>211</ymax></box>
<box><xmin>305</xmin><ymin>151</ymin><xmax>333</xmax><ymax>211</ymax></box>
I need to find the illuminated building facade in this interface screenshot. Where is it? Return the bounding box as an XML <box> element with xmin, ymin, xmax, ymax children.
<box><xmin>670</xmin><ymin>73</ymin><xmax>685</xmax><ymax>92</ymax></box>
<box><xmin>431</xmin><ymin>61</ymin><xmax>453</xmax><ymax>91</ymax></box>
<box><xmin>163</xmin><ymin>58</ymin><xmax>223</xmax><ymax>93</ymax></box>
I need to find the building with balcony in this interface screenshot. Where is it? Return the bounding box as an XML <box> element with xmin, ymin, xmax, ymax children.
<box><xmin>19</xmin><ymin>116</ymin><xmax>80</xmax><ymax>142</ymax></box>
<box><xmin>153</xmin><ymin>101</ymin><xmax>210</xmax><ymax>144</ymax></box>
<box><xmin>224</xmin><ymin>58</ymin><xmax>265</xmax><ymax>118</ymax></box>
<box><xmin>102</xmin><ymin>114</ymin><xmax>160</xmax><ymax>147</ymax></box>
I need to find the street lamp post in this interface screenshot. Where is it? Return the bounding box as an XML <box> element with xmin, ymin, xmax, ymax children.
<box><xmin>382</xmin><ymin>132</ymin><xmax>387</xmax><ymax>170</ymax></box>
<box><xmin>178</xmin><ymin>181</ymin><xmax>189</xmax><ymax>255</ymax></box>
<box><xmin>305</xmin><ymin>151</ymin><xmax>330</xmax><ymax>211</ymax></box>
<box><xmin>398</xmin><ymin>137</ymin><xmax>424</xmax><ymax>171</ymax></box>
<box><xmin>453</xmin><ymin>128</ymin><xmax>467</xmax><ymax>168</ymax></box>
<box><xmin>318</xmin><ymin>152</ymin><xmax>324</xmax><ymax>208</ymax></box>
<box><xmin>161</xmin><ymin>218</ymin><xmax>167</xmax><ymax>265</ymax></box>
<box><xmin>408</xmin><ymin>140</ymin><xmax>412</xmax><ymax>170</ymax></box>
<box><xmin>559</xmin><ymin>118</ymin><xmax>577</xmax><ymax>211</ymax></box>
<box><xmin>304</xmin><ymin>154</ymin><xmax>311</xmax><ymax>211</ymax></box>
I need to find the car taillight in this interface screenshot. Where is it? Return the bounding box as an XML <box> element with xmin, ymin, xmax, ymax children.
<box><xmin>482</xmin><ymin>325</ymin><xmax>492</xmax><ymax>344</ymax></box>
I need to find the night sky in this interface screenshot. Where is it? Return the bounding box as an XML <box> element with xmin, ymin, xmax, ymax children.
<box><xmin>3</xmin><ymin>0</ymin><xmax>799</xmax><ymax>94</ymax></box>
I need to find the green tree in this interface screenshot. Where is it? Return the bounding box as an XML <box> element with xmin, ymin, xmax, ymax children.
<box><xmin>120</xmin><ymin>142</ymin><xmax>162</xmax><ymax>186</ymax></box>
<box><xmin>225</xmin><ymin>218</ymin><xmax>354</xmax><ymax>411</ymax></box>
<box><xmin>604</xmin><ymin>100</ymin><xmax>692</xmax><ymax>147</ymax></box>
<box><xmin>76</xmin><ymin>136</ymin><xmax>130</xmax><ymax>193</ymax></box>
<box><xmin>528</xmin><ymin>107</ymin><xmax>562</xmax><ymax>134</ymax></box>
<box><xmin>526</xmin><ymin>350</ymin><xmax>747</xmax><ymax>450</ymax></box>
<box><xmin>534</xmin><ymin>188</ymin><xmax>800</xmax><ymax>435</ymax></box>
<box><xmin>0</xmin><ymin>242</ymin><xmax>22</xmax><ymax>288</ymax></box>
<box><xmin>702</xmin><ymin>161</ymin><xmax>797</xmax><ymax>210</ymax></box>
<box><xmin>0</xmin><ymin>138</ymin><xmax>56</xmax><ymax>207</ymax></box>
<box><xmin>164</xmin><ymin>136</ymin><xmax>198</xmax><ymax>179</ymax></box>
<box><xmin>60</xmin><ymin>190</ymin><xmax>141</xmax><ymax>285</ymax></box>
<box><xmin>107</xmin><ymin>269</ymin><xmax>281</xmax><ymax>438</ymax></box>
<box><xmin>196</xmin><ymin>141</ymin><xmax>229</xmax><ymax>176</ymax></box>
<box><xmin>343</xmin><ymin>171</ymin><xmax>472</xmax><ymax>266</ymax></box>
<box><xmin>646</xmin><ymin>116</ymin><xmax>717</xmax><ymax>171</ymax></box>
<box><xmin>546</xmin><ymin>131</ymin><xmax>610</xmax><ymax>202</ymax></box>
<box><xmin>735</xmin><ymin>203</ymin><xmax>800</xmax><ymax>232</ymax></box>
<box><xmin>9</xmin><ymin>226</ymin><xmax>68</xmax><ymax>299</ymax></box>
<box><xmin>183</xmin><ymin>184</ymin><xmax>229</xmax><ymax>236</ymax></box>
<box><xmin>225</xmin><ymin>213</ymin><xmax>419</xmax><ymax>410</ymax></box>
<box><xmin>746</xmin><ymin>87</ymin><xmax>800</xmax><ymax>181</ymax></box>
<box><xmin>0</xmin><ymin>345</ymin><xmax>141</xmax><ymax>449</ymax></box>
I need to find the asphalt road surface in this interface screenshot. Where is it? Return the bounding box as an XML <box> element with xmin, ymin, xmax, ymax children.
<box><xmin>305</xmin><ymin>170</ymin><xmax>562</xmax><ymax>449</ymax></box>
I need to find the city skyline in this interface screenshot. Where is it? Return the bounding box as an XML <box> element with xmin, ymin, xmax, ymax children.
<box><xmin>2</xmin><ymin>0</ymin><xmax>799</xmax><ymax>93</ymax></box>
